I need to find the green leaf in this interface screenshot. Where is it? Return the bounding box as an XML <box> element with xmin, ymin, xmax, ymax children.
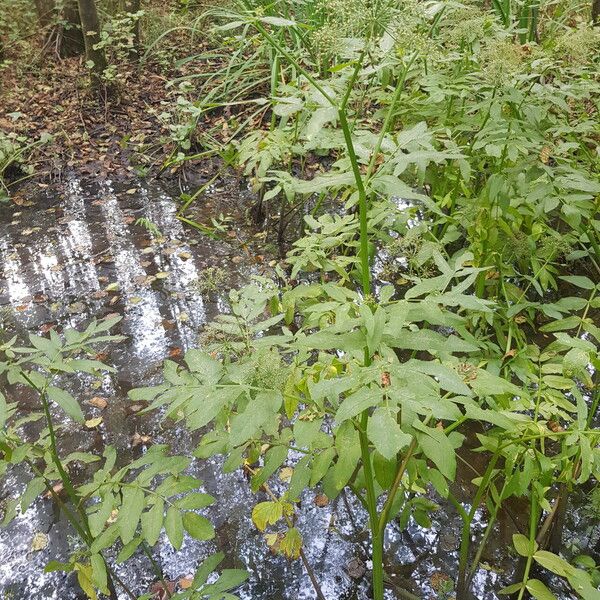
<box><xmin>76</xmin><ymin>564</ymin><xmax>98</xmax><ymax>600</ymax></box>
<box><xmin>165</xmin><ymin>506</ymin><xmax>184</xmax><ymax>550</ymax></box>
<box><xmin>331</xmin><ymin>421</ymin><xmax>361</xmax><ymax>491</ymax></box>
<box><xmin>373</xmin><ymin>452</ymin><xmax>396</xmax><ymax>490</ymax></box>
<box><xmin>47</xmin><ymin>386</ymin><xmax>84</xmax><ymax>422</ymax></box>
<box><xmin>192</xmin><ymin>552</ymin><xmax>225</xmax><ymax>588</ymax></box>
<box><xmin>558</xmin><ymin>275</ymin><xmax>596</xmax><ymax>290</ymax></box>
<box><xmin>539</xmin><ymin>316</ymin><xmax>581</xmax><ymax>333</ymax></box>
<box><xmin>45</xmin><ymin>560</ymin><xmax>74</xmax><ymax>573</ymax></box>
<box><xmin>118</xmin><ymin>487</ymin><xmax>145</xmax><ymax>544</ymax></box>
<box><xmin>309</xmin><ymin>446</ymin><xmax>336</xmax><ymax>487</ymax></box>
<box><xmin>21</xmin><ymin>477</ymin><xmax>45</xmax><ymax>511</ymax></box>
<box><xmin>184</xmin><ymin>350</ymin><xmax>223</xmax><ymax>382</ymax></box>
<box><xmin>363</xmin><ymin>306</ymin><xmax>385</xmax><ymax>357</ymax></box>
<box><xmin>116</xmin><ymin>537</ymin><xmax>141</xmax><ymax>563</ymax></box>
<box><xmin>367</xmin><ymin>407</ymin><xmax>412</xmax><ymax>460</ymax></box>
<box><xmin>390</xmin><ymin>329</ymin><xmax>477</xmax><ymax>355</ymax></box>
<box><xmin>533</xmin><ymin>551</ymin><xmax>574</xmax><ymax>577</ymax></box>
<box><xmin>229</xmin><ymin>392</ymin><xmax>283</xmax><ymax>446</ymax></box>
<box><xmin>293</xmin><ymin>418</ymin><xmax>323</xmax><ymax>448</ymax></box>
<box><xmin>141</xmin><ymin>498</ymin><xmax>164</xmax><ymax>547</ymax></box>
<box><xmin>407</xmin><ymin>360</ymin><xmax>472</xmax><ymax>396</ymax></box>
<box><xmin>513</xmin><ymin>533</ymin><xmax>537</xmax><ymax>557</ymax></box>
<box><xmin>203</xmin><ymin>569</ymin><xmax>250</xmax><ymax>594</ymax></box>
<box><xmin>251</xmin><ymin>444</ymin><xmax>289</xmax><ymax>492</ymax></box>
<box><xmin>426</xmin><ymin>468</ymin><xmax>449</xmax><ymax>498</ymax></box>
<box><xmin>288</xmin><ymin>456</ymin><xmax>311</xmax><ymax>501</ymax></box>
<box><xmin>335</xmin><ymin>387</ymin><xmax>381</xmax><ymax>422</ymax></box>
<box><xmin>175</xmin><ymin>493</ymin><xmax>215</xmax><ymax>510</ymax></box>
<box><xmin>469</xmin><ymin>369</ymin><xmax>523</xmax><ymax>398</ymax></box>
<box><xmin>0</xmin><ymin>391</ymin><xmax>7</xmax><ymax>428</ymax></box>
<box><xmin>90</xmin><ymin>523</ymin><xmax>119</xmax><ymax>554</ymax></box>
<box><xmin>526</xmin><ymin>579</ymin><xmax>558</xmax><ymax>600</ymax></box>
<box><xmin>182</xmin><ymin>512</ymin><xmax>215</xmax><ymax>541</ymax></box>
<box><xmin>414</xmin><ymin>421</ymin><xmax>456</xmax><ymax>480</ymax></box>
<box><xmin>499</xmin><ymin>582</ymin><xmax>524</xmax><ymax>595</ymax></box>
<box><xmin>91</xmin><ymin>553</ymin><xmax>108</xmax><ymax>594</ymax></box>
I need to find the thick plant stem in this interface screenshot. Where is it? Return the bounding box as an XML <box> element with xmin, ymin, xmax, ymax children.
<box><xmin>141</xmin><ymin>541</ymin><xmax>172</xmax><ymax>599</ymax></box>
<box><xmin>20</xmin><ymin>372</ymin><xmax>92</xmax><ymax>538</ymax></box>
<box><xmin>516</xmin><ymin>492</ymin><xmax>540</xmax><ymax>600</ymax></box>
<box><xmin>359</xmin><ymin>411</ymin><xmax>383</xmax><ymax>599</ymax></box>
<box><xmin>455</xmin><ymin>452</ymin><xmax>500</xmax><ymax>597</ymax></box>
<box><xmin>338</xmin><ymin>110</ymin><xmax>370</xmax><ymax>296</ymax></box>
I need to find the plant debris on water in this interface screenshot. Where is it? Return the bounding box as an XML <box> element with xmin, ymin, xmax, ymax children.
<box><xmin>0</xmin><ymin>0</ymin><xmax>599</xmax><ymax>599</ymax></box>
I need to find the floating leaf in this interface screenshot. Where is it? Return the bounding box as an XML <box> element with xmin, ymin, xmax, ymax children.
<box><xmin>85</xmin><ymin>417</ymin><xmax>103</xmax><ymax>429</ymax></box>
<box><xmin>31</xmin><ymin>532</ymin><xmax>49</xmax><ymax>552</ymax></box>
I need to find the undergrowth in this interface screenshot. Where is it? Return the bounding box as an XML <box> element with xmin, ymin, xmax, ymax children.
<box><xmin>1</xmin><ymin>0</ymin><xmax>600</xmax><ymax>599</ymax></box>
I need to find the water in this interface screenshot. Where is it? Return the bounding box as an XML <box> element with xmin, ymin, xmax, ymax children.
<box><xmin>0</xmin><ymin>175</ymin><xmax>583</xmax><ymax>599</ymax></box>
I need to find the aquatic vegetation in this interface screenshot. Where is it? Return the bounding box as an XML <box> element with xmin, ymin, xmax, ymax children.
<box><xmin>0</xmin><ymin>0</ymin><xmax>599</xmax><ymax>598</ymax></box>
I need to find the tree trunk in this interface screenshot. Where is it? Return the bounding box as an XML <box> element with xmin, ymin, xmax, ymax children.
<box><xmin>76</xmin><ymin>0</ymin><xmax>109</xmax><ymax>88</ymax></box>
<box><xmin>60</xmin><ymin>0</ymin><xmax>85</xmax><ymax>57</ymax></box>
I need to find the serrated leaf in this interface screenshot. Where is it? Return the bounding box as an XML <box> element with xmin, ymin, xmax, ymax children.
<box><xmin>141</xmin><ymin>498</ymin><xmax>164</xmax><ymax>547</ymax></box>
<box><xmin>279</xmin><ymin>527</ymin><xmax>302</xmax><ymax>559</ymax></box>
<box><xmin>335</xmin><ymin>387</ymin><xmax>381</xmax><ymax>422</ymax></box>
<box><xmin>165</xmin><ymin>506</ymin><xmax>184</xmax><ymax>549</ymax></box>
<box><xmin>252</xmin><ymin>501</ymin><xmax>283</xmax><ymax>531</ymax></box>
<box><xmin>118</xmin><ymin>487</ymin><xmax>145</xmax><ymax>544</ymax></box>
<box><xmin>414</xmin><ymin>421</ymin><xmax>456</xmax><ymax>480</ymax></box>
<box><xmin>367</xmin><ymin>407</ymin><xmax>412</xmax><ymax>460</ymax></box>
<box><xmin>47</xmin><ymin>386</ymin><xmax>84</xmax><ymax>422</ymax></box>
<box><xmin>182</xmin><ymin>512</ymin><xmax>215</xmax><ymax>540</ymax></box>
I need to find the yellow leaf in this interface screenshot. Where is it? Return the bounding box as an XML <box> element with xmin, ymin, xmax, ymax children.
<box><xmin>279</xmin><ymin>467</ymin><xmax>293</xmax><ymax>482</ymax></box>
<box><xmin>280</xmin><ymin>527</ymin><xmax>302</xmax><ymax>560</ymax></box>
<box><xmin>31</xmin><ymin>532</ymin><xmax>49</xmax><ymax>552</ymax></box>
<box><xmin>252</xmin><ymin>501</ymin><xmax>283</xmax><ymax>531</ymax></box>
<box><xmin>76</xmin><ymin>564</ymin><xmax>98</xmax><ymax>600</ymax></box>
<box><xmin>85</xmin><ymin>417</ymin><xmax>103</xmax><ymax>429</ymax></box>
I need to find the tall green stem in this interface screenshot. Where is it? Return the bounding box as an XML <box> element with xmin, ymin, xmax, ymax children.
<box><xmin>359</xmin><ymin>411</ymin><xmax>383</xmax><ymax>599</ymax></box>
<box><xmin>338</xmin><ymin>110</ymin><xmax>371</xmax><ymax>296</ymax></box>
<box><xmin>456</xmin><ymin>451</ymin><xmax>500</xmax><ymax>596</ymax></box>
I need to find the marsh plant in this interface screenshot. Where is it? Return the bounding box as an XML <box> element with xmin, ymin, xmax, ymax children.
<box><xmin>136</xmin><ymin>0</ymin><xmax>600</xmax><ymax>597</ymax></box>
<box><xmin>0</xmin><ymin>317</ymin><xmax>247</xmax><ymax>600</ymax></box>
<box><xmin>1</xmin><ymin>0</ymin><xmax>599</xmax><ymax>598</ymax></box>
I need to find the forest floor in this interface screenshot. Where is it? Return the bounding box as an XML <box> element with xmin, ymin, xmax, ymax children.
<box><xmin>0</xmin><ymin>51</ymin><xmax>228</xmax><ymax>195</ymax></box>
